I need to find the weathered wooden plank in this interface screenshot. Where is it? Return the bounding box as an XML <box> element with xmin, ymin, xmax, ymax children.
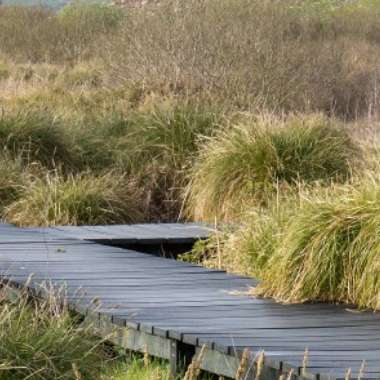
<box><xmin>3</xmin><ymin>223</ymin><xmax>380</xmax><ymax>380</ymax></box>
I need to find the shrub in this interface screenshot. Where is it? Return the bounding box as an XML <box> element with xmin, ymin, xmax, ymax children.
<box><xmin>0</xmin><ymin>4</ymin><xmax>123</xmax><ymax>64</ymax></box>
<box><xmin>0</xmin><ymin>287</ymin><xmax>104</xmax><ymax>380</ymax></box>
<box><xmin>107</xmin><ymin>0</ymin><xmax>380</xmax><ymax>117</ymax></box>
<box><xmin>4</xmin><ymin>171</ymin><xmax>144</xmax><ymax>226</ymax></box>
<box><xmin>0</xmin><ymin>6</ymin><xmax>62</xmax><ymax>63</ymax></box>
<box><xmin>255</xmin><ymin>175</ymin><xmax>380</xmax><ymax>310</ymax></box>
<box><xmin>57</xmin><ymin>3</ymin><xmax>124</xmax><ymax>61</ymax></box>
<box><xmin>0</xmin><ymin>109</ymin><xmax>76</xmax><ymax>169</ymax></box>
<box><xmin>186</xmin><ymin>114</ymin><xmax>359</xmax><ymax>221</ymax></box>
<box><xmin>58</xmin><ymin>2</ymin><xmax>123</xmax><ymax>32</ymax></box>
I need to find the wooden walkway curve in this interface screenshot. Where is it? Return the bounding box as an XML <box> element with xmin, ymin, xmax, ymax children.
<box><xmin>0</xmin><ymin>223</ymin><xmax>379</xmax><ymax>380</ymax></box>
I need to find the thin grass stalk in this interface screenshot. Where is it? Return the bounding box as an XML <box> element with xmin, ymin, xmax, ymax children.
<box><xmin>235</xmin><ymin>348</ymin><xmax>250</xmax><ymax>380</ymax></box>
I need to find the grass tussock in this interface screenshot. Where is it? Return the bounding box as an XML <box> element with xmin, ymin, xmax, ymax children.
<box><xmin>186</xmin><ymin>114</ymin><xmax>359</xmax><ymax>221</ymax></box>
<box><xmin>110</xmin><ymin>102</ymin><xmax>221</xmax><ymax>220</ymax></box>
<box><xmin>5</xmin><ymin>171</ymin><xmax>144</xmax><ymax>227</ymax></box>
<box><xmin>0</xmin><ymin>287</ymin><xmax>104</xmax><ymax>380</ymax></box>
<box><xmin>183</xmin><ymin>192</ymin><xmax>297</xmax><ymax>278</ymax></box>
<box><xmin>0</xmin><ymin>154</ymin><xmax>25</xmax><ymax>211</ymax></box>
<box><xmin>0</xmin><ymin>109</ymin><xmax>76</xmax><ymax>169</ymax></box>
<box><xmin>254</xmin><ymin>176</ymin><xmax>380</xmax><ymax>309</ymax></box>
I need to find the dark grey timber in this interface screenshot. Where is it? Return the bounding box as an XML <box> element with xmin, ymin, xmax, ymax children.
<box><xmin>25</xmin><ymin>223</ymin><xmax>214</xmax><ymax>257</ymax></box>
<box><xmin>0</xmin><ymin>223</ymin><xmax>379</xmax><ymax>379</ymax></box>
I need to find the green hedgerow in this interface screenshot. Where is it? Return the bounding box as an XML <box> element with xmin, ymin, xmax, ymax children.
<box><xmin>186</xmin><ymin>114</ymin><xmax>360</xmax><ymax>221</ymax></box>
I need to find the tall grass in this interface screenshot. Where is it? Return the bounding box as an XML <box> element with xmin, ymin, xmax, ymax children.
<box><xmin>4</xmin><ymin>171</ymin><xmax>144</xmax><ymax>226</ymax></box>
<box><xmin>0</xmin><ymin>109</ymin><xmax>76</xmax><ymax>169</ymax></box>
<box><xmin>0</xmin><ymin>154</ymin><xmax>25</xmax><ymax>211</ymax></box>
<box><xmin>112</xmin><ymin>102</ymin><xmax>220</xmax><ymax>220</ymax></box>
<box><xmin>0</xmin><ymin>286</ymin><xmax>105</xmax><ymax>380</ymax></box>
<box><xmin>255</xmin><ymin>175</ymin><xmax>380</xmax><ymax>309</ymax></box>
<box><xmin>114</xmin><ymin>102</ymin><xmax>220</xmax><ymax>172</ymax></box>
<box><xmin>184</xmin><ymin>191</ymin><xmax>298</xmax><ymax>278</ymax></box>
<box><xmin>104</xmin><ymin>358</ymin><xmax>172</xmax><ymax>380</ymax></box>
<box><xmin>186</xmin><ymin>114</ymin><xmax>359</xmax><ymax>221</ymax></box>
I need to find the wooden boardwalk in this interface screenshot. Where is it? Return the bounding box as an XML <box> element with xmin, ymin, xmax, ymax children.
<box><xmin>0</xmin><ymin>223</ymin><xmax>380</xmax><ymax>380</ymax></box>
<box><xmin>26</xmin><ymin>223</ymin><xmax>214</xmax><ymax>257</ymax></box>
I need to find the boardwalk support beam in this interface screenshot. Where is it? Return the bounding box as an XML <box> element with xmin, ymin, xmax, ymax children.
<box><xmin>169</xmin><ymin>340</ymin><xmax>196</xmax><ymax>375</ymax></box>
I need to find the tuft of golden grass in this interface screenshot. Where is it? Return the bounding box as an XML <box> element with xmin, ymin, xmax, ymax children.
<box><xmin>185</xmin><ymin>113</ymin><xmax>359</xmax><ymax>222</ymax></box>
<box><xmin>254</xmin><ymin>173</ymin><xmax>380</xmax><ymax>309</ymax></box>
<box><xmin>235</xmin><ymin>348</ymin><xmax>250</xmax><ymax>380</ymax></box>
<box><xmin>255</xmin><ymin>351</ymin><xmax>265</xmax><ymax>380</ymax></box>
<box><xmin>183</xmin><ymin>345</ymin><xmax>207</xmax><ymax>380</ymax></box>
<box><xmin>4</xmin><ymin>170</ymin><xmax>145</xmax><ymax>227</ymax></box>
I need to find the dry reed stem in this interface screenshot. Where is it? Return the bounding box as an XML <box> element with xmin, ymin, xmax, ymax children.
<box><xmin>286</xmin><ymin>368</ymin><xmax>294</xmax><ymax>380</ymax></box>
<box><xmin>144</xmin><ymin>344</ymin><xmax>150</xmax><ymax>367</ymax></box>
<box><xmin>345</xmin><ymin>368</ymin><xmax>352</xmax><ymax>380</ymax></box>
<box><xmin>255</xmin><ymin>351</ymin><xmax>265</xmax><ymax>380</ymax></box>
<box><xmin>235</xmin><ymin>348</ymin><xmax>250</xmax><ymax>380</ymax></box>
<box><xmin>302</xmin><ymin>347</ymin><xmax>309</xmax><ymax>375</ymax></box>
<box><xmin>72</xmin><ymin>363</ymin><xmax>82</xmax><ymax>380</ymax></box>
<box><xmin>183</xmin><ymin>345</ymin><xmax>207</xmax><ymax>380</ymax></box>
<box><xmin>358</xmin><ymin>361</ymin><xmax>366</xmax><ymax>380</ymax></box>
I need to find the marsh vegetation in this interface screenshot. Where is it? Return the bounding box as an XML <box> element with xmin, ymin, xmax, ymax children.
<box><xmin>2</xmin><ymin>0</ymin><xmax>380</xmax><ymax>377</ymax></box>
